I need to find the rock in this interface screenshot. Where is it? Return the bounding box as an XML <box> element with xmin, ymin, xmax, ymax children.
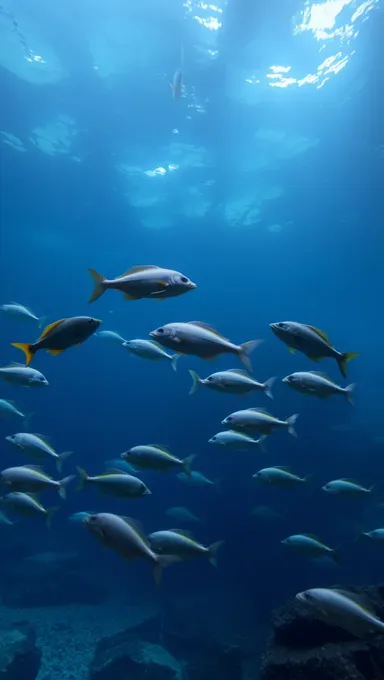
<box><xmin>89</xmin><ymin>630</ymin><xmax>182</xmax><ymax>680</ymax></box>
<box><xmin>0</xmin><ymin>623</ymin><xmax>41</xmax><ymax>679</ymax></box>
<box><xmin>260</xmin><ymin>584</ymin><xmax>384</xmax><ymax>680</ymax></box>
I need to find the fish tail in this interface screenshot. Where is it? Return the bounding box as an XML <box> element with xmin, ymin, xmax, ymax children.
<box><xmin>11</xmin><ymin>342</ymin><xmax>35</xmax><ymax>366</ymax></box>
<box><xmin>170</xmin><ymin>354</ymin><xmax>179</xmax><ymax>372</ymax></box>
<box><xmin>45</xmin><ymin>506</ymin><xmax>59</xmax><ymax>529</ymax></box>
<box><xmin>344</xmin><ymin>383</ymin><xmax>355</xmax><ymax>405</ymax></box>
<box><xmin>153</xmin><ymin>554</ymin><xmax>179</xmax><ymax>586</ymax></box>
<box><xmin>56</xmin><ymin>451</ymin><xmax>74</xmax><ymax>474</ymax></box>
<box><xmin>287</xmin><ymin>414</ymin><xmax>299</xmax><ymax>437</ymax></box>
<box><xmin>263</xmin><ymin>376</ymin><xmax>277</xmax><ymax>400</ymax></box>
<box><xmin>23</xmin><ymin>411</ymin><xmax>34</xmax><ymax>429</ymax></box>
<box><xmin>182</xmin><ymin>454</ymin><xmax>196</xmax><ymax>477</ymax></box>
<box><xmin>238</xmin><ymin>339</ymin><xmax>263</xmax><ymax>372</ymax></box>
<box><xmin>188</xmin><ymin>370</ymin><xmax>201</xmax><ymax>394</ymax></box>
<box><xmin>88</xmin><ymin>268</ymin><xmax>106</xmax><ymax>303</ymax></box>
<box><xmin>331</xmin><ymin>549</ymin><xmax>341</xmax><ymax>565</ymax></box>
<box><xmin>337</xmin><ymin>352</ymin><xmax>359</xmax><ymax>378</ymax></box>
<box><xmin>58</xmin><ymin>475</ymin><xmax>75</xmax><ymax>500</ymax></box>
<box><xmin>208</xmin><ymin>540</ymin><xmax>224</xmax><ymax>568</ymax></box>
<box><xmin>76</xmin><ymin>466</ymin><xmax>88</xmax><ymax>491</ymax></box>
<box><xmin>256</xmin><ymin>435</ymin><xmax>268</xmax><ymax>454</ymax></box>
<box><xmin>37</xmin><ymin>316</ymin><xmax>48</xmax><ymax>329</ymax></box>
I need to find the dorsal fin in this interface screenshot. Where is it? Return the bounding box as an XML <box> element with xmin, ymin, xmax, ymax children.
<box><xmin>306</xmin><ymin>325</ymin><xmax>332</xmax><ymax>346</ymax></box>
<box><xmin>1</xmin><ymin>362</ymin><xmax>26</xmax><ymax>369</ymax></box>
<box><xmin>247</xmin><ymin>407</ymin><xmax>271</xmax><ymax>415</ymax></box>
<box><xmin>33</xmin><ymin>434</ymin><xmax>51</xmax><ymax>445</ymax></box>
<box><xmin>339</xmin><ymin>478</ymin><xmax>358</xmax><ymax>483</ymax></box>
<box><xmin>273</xmin><ymin>465</ymin><xmax>291</xmax><ymax>471</ymax></box>
<box><xmin>301</xmin><ymin>533</ymin><xmax>321</xmax><ymax>541</ymax></box>
<box><xmin>116</xmin><ymin>265</ymin><xmax>159</xmax><ymax>279</ymax></box>
<box><xmin>38</xmin><ymin>319</ymin><xmax>65</xmax><ymax>341</ymax></box>
<box><xmin>225</xmin><ymin>368</ymin><xmax>249</xmax><ymax>376</ymax></box>
<box><xmin>307</xmin><ymin>370</ymin><xmax>336</xmax><ymax>383</ymax></box>
<box><xmin>120</xmin><ymin>516</ymin><xmax>146</xmax><ymax>540</ymax></box>
<box><xmin>331</xmin><ymin>589</ymin><xmax>374</xmax><ymax>613</ymax></box>
<box><xmin>151</xmin><ymin>444</ymin><xmax>171</xmax><ymax>454</ymax></box>
<box><xmin>103</xmin><ymin>468</ymin><xmax>129</xmax><ymax>476</ymax></box>
<box><xmin>187</xmin><ymin>321</ymin><xmax>227</xmax><ymax>339</ymax></box>
<box><xmin>22</xmin><ymin>464</ymin><xmax>44</xmax><ymax>471</ymax></box>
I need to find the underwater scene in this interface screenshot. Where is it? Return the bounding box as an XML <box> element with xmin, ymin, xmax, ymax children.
<box><xmin>0</xmin><ymin>0</ymin><xmax>383</xmax><ymax>678</ymax></box>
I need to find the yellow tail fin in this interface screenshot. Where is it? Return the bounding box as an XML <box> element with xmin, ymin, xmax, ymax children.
<box><xmin>88</xmin><ymin>268</ymin><xmax>106</xmax><ymax>303</ymax></box>
<box><xmin>11</xmin><ymin>342</ymin><xmax>34</xmax><ymax>366</ymax></box>
<box><xmin>338</xmin><ymin>352</ymin><xmax>359</xmax><ymax>378</ymax></box>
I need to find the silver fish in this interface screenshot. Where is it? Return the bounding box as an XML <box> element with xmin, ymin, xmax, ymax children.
<box><xmin>0</xmin><ymin>399</ymin><xmax>25</xmax><ymax>419</ymax></box>
<box><xmin>123</xmin><ymin>339</ymin><xmax>179</xmax><ymax>371</ymax></box>
<box><xmin>0</xmin><ymin>465</ymin><xmax>74</xmax><ymax>499</ymax></box>
<box><xmin>88</xmin><ymin>265</ymin><xmax>196</xmax><ymax>303</ymax></box>
<box><xmin>208</xmin><ymin>430</ymin><xmax>266</xmax><ymax>450</ymax></box>
<box><xmin>296</xmin><ymin>588</ymin><xmax>384</xmax><ymax>638</ymax></box>
<box><xmin>222</xmin><ymin>408</ymin><xmax>299</xmax><ymax>437</ymax></box>
<box><xmin>121</xmin><ymin>445</ymin><xmax>195</xmax><ymax>476</ymax></box>
<box><xmin>283</xmin><ymin>371</ymin><xmax>354</xmax><ymax>403</ymax></box>
<box><xmin>5</xmin><ymin>433</ymin><xmax>72</xmax><ymax>472</ymax></box>
<box><xmin>0</xmin><ymin>491</ymin><xmax>57</xmax><ymax>528</ymax></box>
<box><xmin>76</xmin><ymin>467</ymin><xmax>151</xmax><ymax>498</ymax></box>
<box><xmin>270</xmin><ymin>321</ymin><xmax>358</xmax><ymax>377</ymax></box>
<box><xmin>0</xmin><ymin>363</ymin><xmax>48</xmax><ymax>387</ymax></box>
<box><xmin>189</xmin><ymin>369</ymin><xmax>276</xmax><ymax>398</ymax></box>
<box><xmin>1</xmin><ymin>302</ymin><xmax>45</xmax><ymax>326</ymax></box>
<box><xmin>150</xmin><ymin>321</ymin><xmax>262</xmax><ymax>372</ymax></box>
<box><xmin>149</xmin><ymin>529</ymin><xmax>223</xmax><ymax>566</ymax></box>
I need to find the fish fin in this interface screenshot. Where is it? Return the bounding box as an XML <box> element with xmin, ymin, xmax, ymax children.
<box><xmin>154</xmin><ymin>280</ymin><xmax>169</xmax><ymax>288</ymax></box>
<box><xmin>123</xmin><ymin>293</ymin><xmax>140</xmax><ymax>300</ymax></box>
<box><xmin>47</xmin><ymin>349</ymin><xmax>64</xmax><ymax>356</ymax></box>
<box><xmin>169</xmin><ymin>528</ymin><xmax>194</xmax><ymax>538</ymax></box>
<box><xmin>182</xmin><ymin>454</ymin><xmax>196</xmax><ymax>477</ymax></box>
<box><xmin>88</xmin><ymin>269</ymin><xmax>106</xmax><ymax>303</ymax></box>
<box><xmin>11</xmin><ymin>343</ymin><xmax>35</xmax><ymax>366</ymax></box>
<box><xmin>337</xmin><ymin>352</ymin><xmax>359</xmax><ymax>378</ymax></box>
<box><xmin>288</xmin><ymin>347</ymin><xmax>295</xmax><ymax>354</ymax></box>
<box><xmin>287</xmin><ymin>414</ymin><xmax>299</xmax><ymax>437</ymax></box>
<box><xmin>331</xmin><ymin>589</ymin><xmax>373</xmax><ymax>613</ymax></box>
<box><xmin>37</xmin><ymin>316</ymin><xmax>48</xmax><ymax>329</ymax></box>
<box><xmin>22</xmin><ymin>464</ymin><xmax>44</xmax><ymax>471</ymax></box>
<box><xmin>153</xmin><ymin>554</ymin><xmax>180</xmax><ymax>586</ymax></box>
<box><xmin>239</xmin><ymin>339</ymin><xmax>263</xmax><ymax>372</ymax></box>
<box><xmin>344</xmin><ymin>383</ymin><xmax>355</xmax><ymax>405</ymax></box>
<box><xmin>76</xmin><ymin>467</ymin><xmax>88</xmax><ymax>491</ymax></box>
<box><xmin>208</xmin><ymin>540</ymin><xmax>224</xmax><ymax>567</ymax></box>
<box><xmin>188</xmin><ymin>370</ymin><xmax>201</xmax><ymax>394</ymax></box>
<box><xmin>45</xmin><ymin>506</ymin><xmax>59</xmax><ymax>529</ymax></box>
<box><xmin>37</xmin><ymin>319</ymin><xmax>65</xmax><ymax>341</ymax></box>
<box><xmin>264</xmin><ymin>376</ymin><xmax>277</xmax><ymax>400</ymax></box>
<box><xmin>301</xmin><ymin>533</ymin><xmax>321</xmax><ymax>540</ymax></box>
<box><xmin>151</xmin><ymin>444</ymin><xmax>171</xmax><ymax>453</ymax></box>
<box><xmin>248</xmin><ymin>407</ymin><xmax>271</xmax><ymax>414</ymax></box>
<box><xmin>257</xmin><ymin>435</ymin><xmax>268</xmax><ymax>453</ymax></box>
<box><xmin>56</xmin><ymin>451</ymin><xmax>73</xmax><ymax>474</ymax></box>
<box><xmin>120</xmin><ymin>516</ymin><xmax>146</xmax><ymax>540</ymax></box>
<box><xmin>187</xmin><ymin>321</ymin><xmax>228</xmax><ymax>339</ymax></box>
<box><xmin>307</xmin><ymin>355</ymin><xmax>321</xmax><ymax>362</ymax></box>
<box><xmin>306</xmin><ymin>325</ymin><xmax>332</xmax><ymax>345</ymax></box>
<box><xmin>103</xmin><ymin>468</ymin><xmax>128</xmax><ymax>475</ymax></box>
<box><xmin>170</xmin><ymin>354</ymin><xmax>179</xmax><ymax>372</ymax></box>
<box><xmin>331</xmin><ymin>549</ymin><xmax>341</xmax><ymax>565</ymax></box>
<box><xmin>118</xmin><ymin>265</ymin><xmax>159</xmax><ymax>277</ymax></box>
<box><xmin>226</xmin><ymin>368</ymin><xmax>249</xmax><ymax>375</ymax></box>
<box><xmin>58</xmin><ymin>475</ymin><xmax>75</xmax><ymax>500</ymax></box>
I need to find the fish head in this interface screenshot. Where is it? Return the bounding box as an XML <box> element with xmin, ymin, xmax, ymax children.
<box><xmin>33</xmin><ymin>374</ymin><xmax>49</xmax><ymax>387</ymax></box>
<box><xmin>208</xmin><ymin>435</ymin><xmax>218</xmax><ymax>444</ymax></box>
<box><xmin>221</xmin><ymin>415</ymin><xmax>233</xmax><ymax>425</ymax></box>
<box><xmin>282</xmin><ymin>374</ymin><xmax>295</xmax><ymax>385</ymax></box>
<box><xmin>150</xmin><ymin>325</ymin><xmax>172</xmax><ymax>340</ymax></box>
<box><xmin>170</xmin><ymin>273</ymin><xmax>196</xmax><ymax>294</ymax></box>
<box><xmin>83</xmin><ymin>513</ymin><xmax>106</xmax><ymax>539</ymax></box>
<box><xmin>141</xmin><ymin>484</ymin><xmax>152</xmax><ymax>496</ymax></box>
<box><xmin>270</xmin><ymin>321</ymin><xmax>297</xmax><ymax>341</ymax></box>
<box><xmin>253</xmin><ymin>471</ymin><xmax>263</xmax><ymax>480</ymax></box>
<box><xmin>296</xmin><ymin>589</ymin><xmax>318</xmax><ymax>606</ymax></box>
<box><xmin>120</xmin><ymin>451</ymin><xmax>130</xmax><ymax>460</ymax></box>
<box><xmin>5</xmin><ymin>434</ymin><xmax>17</xmax><ymax>445</ymax></box>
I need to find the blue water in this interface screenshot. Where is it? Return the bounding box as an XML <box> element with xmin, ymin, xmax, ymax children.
<box><xmin>0</xmin><ymin>0</ymin><xmax>383</xmax><ymax>674</ymax></box>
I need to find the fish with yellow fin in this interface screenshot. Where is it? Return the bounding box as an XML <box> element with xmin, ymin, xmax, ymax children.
<box><xmin>270</xmin><ymin>321</ymin><xmax>358</xmax><ymax>377</ymax></box>
<box><xmin>11</xmin><ymin>316</ymin><xmax>101</xmax><ymax>366</ymax></box>
<box><xmin>88</xmin><ymin>265</ymin><xmax>196</xmax><ymax>303</ymax></box>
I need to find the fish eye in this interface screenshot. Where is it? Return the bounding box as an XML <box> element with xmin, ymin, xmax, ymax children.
<box><xmin>211</xmin><ymin>436</ymin><xmax>216</xmax><ymax>441</ymax></box>
<box><xmin>278</xmin><ymin>322</ymin><xmax>285</xmax><ymax>328</ymax></box>
<box><xmin>88</xmin><ymin>515</ymin><xmax>97</xmax><ymax>522</ymax></box>
<box><xmin>207</xmin><ymin>376</ymin><xmax>213</xmax><ymax>381</ymax></box>
<box><xmin>287</xmin><ymin>376</ymin><xmax>294</xmax><ymax>382</ymax></box>
<box><xmin>226</xmin><ymin>416</ymin><xmax>232</xmax><ymax>422</ymax></box>
<box><xmin>180</xmin><ymin>276</ymin><xmax>188</xmax><ymax>283</ymax></box>
<box><xmin>156</xmin><ymin>328</ymin><xmax>164</xmax><ymax>334</ymax></box>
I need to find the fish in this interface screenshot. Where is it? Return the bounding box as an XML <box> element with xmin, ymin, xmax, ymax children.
<box><xmin>76</xmin><ymin>467</ymin><xmax>151</xmax><ymax>498</ymax></box>
<box><xmin>69</xmin><ymin>511</ymin><xmax>96</xmax><ymax>524</ymax></box>
<box><xmin>150</xmin><ymin>321</ymin><xmax>262</xmax><ymax>372</ymax></box>
<box><xmin>282</xmin><ymin>534</ymin><xmax>338</xmax><ymax>562</ymax></box>
<box><xmin>105</xmin><ymin>458</ymin><xmax>138</xmax><ymax>475</ymax></box>
<box><xmin>88</xmin><ymin>265</ymin><xmax>196</xmax><ymax>303</ymax></box>
<box><xmin>169</xmin><ymin>45</ymin><xmax>184</xmax><ymax>100</ymax></box>
<box><xmin>123</xmin><ymin>339</ymin><xmax>179</xmax><ymax>371</ymax></box>
<box><xmin>148</xmin><ymin>529</ymin><xmax>224</xmax><ymax>566</ymax></box>
<box><xmin>121</xmin><ymin>446</ymin><xmax>195</xmax><ymax>476</ymax></box>
<box><xmin>270</xmin><ymin>321</ymin><xmax>359</xmax><ymax>378</ymax></box>
<box><xmin>322</xmin><ymin>479</ymin><xmax>374</xmax><ymax>497</ymax></box>
<box><xmin>166</xmin><ymin>507</ymin><xmax>200</xmax><ymax>523</ymax></box>
<box><xmin>189</xmin><ymin>369</ymin><xmax>276</xmax><ymax>398</ymax></box>
<box><xmin>95</xmin><ymin>330</ymin><xmax>127</xmax><ymax>345</ymax></box>
<box><xmin>0</xmin><ymin>363</ymin><xmax>49</xmax><ymax>387</ymax></box>
<box><xmin>208</xmin><ymin>430</ymin><xmax>266</xmax><ymax>450</ymax></box>
<box><xmin>252</xmin><ymin>466</ymin><xmax>310</xmax><ymax>487</ymax></box>
<box><xmin>282</xmin><ymin>371</ymin><xmax>355</xmax><ymax>404</ymax></box>
<box><xmin>296</xmin><ymin>588</ymin><xmax>384</xmax><ymax>638</ymax></box>
<box><xmin>0</xmin><ymin>491</ymin><xmax>58</xmax><ymax>528</ymax></box>
<box><xmin>361</xmin><ymin>528</ymin><xmax>384</xmax><ymax>541</ymax></box>
<box><xmin>1</xmin><ymin>302</ymin><xmax>46</xmax><ymax>327</ymax></box>
<box><xmin>12</xmin><ymin>316</ymin><xmax>102</xmax><ymax>366</ymax></box>
<box><xmin>83</xmin><ymin>512</ymin><xmax>176</xmax><ymax>584</ymax></box>
<box><xmin>222</xmin><ymin>408</ymin><xmax>299</xmax><ymax>437</ymax></box>
<box><xmin>5</xmin><ymin>433</ymin><xmax>73</xmax><ymax>473</ymax></box>
<box><xmin>0</xmin><ymin>399</ymin><xmax>25</xmax><ymax>419</ymax></box>
<box><xmin>0</xmin><ymin>465</ymin><xmax>74</xmax><ymax>499</ymax></box>
<box><xmin>177</xmin><ymin>470</ymin><xmax>217</xmax><ymax>488</ymax></box>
